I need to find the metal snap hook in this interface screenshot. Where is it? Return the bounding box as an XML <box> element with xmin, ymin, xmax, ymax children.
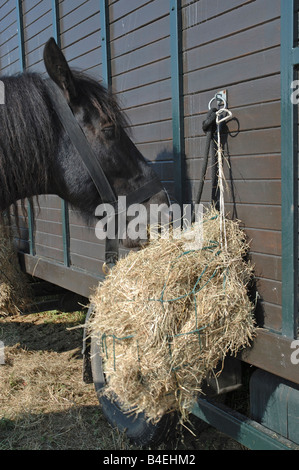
<box><xmin>102</xmin><ymin>262</ymin><xmax>110</xmax><ymax>275</ymax></box>
<box><xmin>216</xmin><ymin>108</ymin><xmax>232</xmax><ymax>124</ymax></box>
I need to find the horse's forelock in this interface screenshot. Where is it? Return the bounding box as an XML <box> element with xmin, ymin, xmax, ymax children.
<box><xmin>72</xmin><ymin>72</ymin><xmax>129</xmax><ymax>135</ymax></box>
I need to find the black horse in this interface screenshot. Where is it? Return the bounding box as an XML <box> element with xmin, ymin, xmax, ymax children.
<box><xmin>0</xmin><ymin>38</ymin><xmax>169</xmax><ymax>247</ymax></box>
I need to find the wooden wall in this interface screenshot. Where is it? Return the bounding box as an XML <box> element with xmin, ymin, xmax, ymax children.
<box><xmin>0</xmin><ymin>1</ymin><xmax>20</xmax><ymax>74</ymax></box>
<box><xmin>182</xmin><ymin>0</ymin><xmax>281</xmax><ymax>332</ymax></box>
<box><xmin>0</xmin><ymin>0</ymin><xmax>283</xmax><ymax>333</ymax></box>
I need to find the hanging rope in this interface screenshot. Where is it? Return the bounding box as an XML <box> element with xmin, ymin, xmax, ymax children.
<box><xmin>215</xmin><ymin>107</ymin><xmax>232</xmax><ymax>251</ymax></box>
<box><xmin>192</xmin><ymin>94</ymin><xmax>233</xmax><ymax>237</ymax></box>
<box><xmin>191</xmin><ymin>108</ymin><xmax>217</xmax><ymax>224</ymax></box>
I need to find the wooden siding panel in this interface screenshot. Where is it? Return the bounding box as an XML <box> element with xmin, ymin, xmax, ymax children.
<box><xmin>132</xmin><ymin>120</ymin><xmax>173</xmax><ymax>145</ymax></box>
<box><xmin>0</xmin><ymin>47</ymin><xmax>19</xmax><ymax>74</ymax></box>
<box><xmin>113</xmin><ymin>57</ymin><xmax>171</xmax><ymax>94</ymax></box>
<box><xmin>61</xmin><ymin>32</ymin><xmax>101</xmax><ymax>69</ymax></box>
<box><xmin>112</xmin><ymin>36</ymin><xmax>170</xmax><ymax>80</ymax></box>
<box><xmin>69</xmin><ymin>224</ymin><xmax>99</xmax><ymax>245</ymax></box>
<box><xmin>0</xmin><ymin>1</ymin><xmax>15</xmax><ymax>20</ymax></box>
<box><xmin>184</xmin><ymin>75</ymin><xmax>281</xmax><ymax>117</ymax></box>
<box><xmin>33</xmin><ymin>195</ymin><xmax>64</xmax><ymax>263</ymax></box>
<box><xmin>24</xmin><ymin>10</ymin><xmax>52</xmax><ymax>43</ymax></box>
<box><xmin>250</xmin><ymin>253</ymin><xmax>282</xmax><ymax>282</ymax></box>
<box><xmin>34</xmin><ymin>244</ymin><xmax>64</xmax><ymax>263</ymax></box>
<box><xmin>23</xmin><ymin>1</ymin><xmax>51</xmax><ymax>27</ymax></box>
<box><xmin>182</xmin><ymin>0</ymin><xmax>280</xmax><ymax>51</ymax></box>
<box><xmin>37</xmin><ymin>195</ymin><xmax>64</xmax><ymax>210</ymax></box>
<box><xmin>187</xmin><ymin>155</ymin><xmax>281</xmax><ymax>182</ymax></box>
<box><xmin>116</xmin><ymin>79</ymin><xmax>171</xmax><ymax>113</ymax></box>
<box><xmin>36</xmin><ymin>220</ymin><xmax>63</xmax><ymax>237</ymax></box>
<box><xmin>182</xmin><ymin>0</ymin><xmax>282</xmax><ymax>332</ymax></box>
<box><xmin>184</xmin><ymin>47</ymin><xmax>280</xmax><ymax>96</ymax></box>
<box><xmin>137</xmin><ymin>140</ymin><xmax>173</xmax><ymax>162</ymax></box>
<box><xmin>182</xmin><ymin>0</ymin><xmax>255</xmax><ymax>28</ymax></box>
<box><xmin>58</xmin><ymin>0</ymin><xmax>90</xmax><ymax>19</ymax></box>
<box><xmin>110</xmin><ymin>0</ymin><xmax>173</xmax><ymax>198</ymax></box>
<box><xmin>225</xmin><ymin>203</ymin><xmax>281</xmax><ymax>232</ymax></box>
<box><xmin>109</xmin><ymin>0</ymin><xmax>150</xmax><ymax>24</ymax></box>
<box><xmin>59</xmin><ymin>0</ymin><xmax>99</xmax><ymax>33</ymax></box>
<box><xmin>257</xmin><ymin>302</ymin><xmax>282</xmax><ymax>332</ymax></box>
<box><xmin>34</xmin><ymin>207</ymin><xmax>64</xmax><ymax>223</ymax></box>
<box><xmin>256</xmin><ymin>278</ymin><xmax>281</xmax><ymax>306</ymax></box>
<box><xmin>109</xmin><ymin>0</ymin><xmax>168</xmax><ymax>42</ymax></box>
<box><xmin>185</xmin><ymin>101</ymin><xmax>281</xmax><ymax>137</ymax></box>
<box><xmin>25</xmin><ymin>26</ymin><xmax>53</xmax><ymax>69</ymax></box>
<box><xmin>125</xmin><ymin>99</ymin><xmax>172</xmax><ymax>127</ymax></box>
<box><xmin>0</xmin><ymin>11</ymin><xmax>18</xmax><ymax>44</ymax></box>
<box><xmin>61</xmin><ymin>14</ymin><xmax>100</xmax><ymax>50</ymax></box>
<box><xmin>69</xmin><ymin>238</ymin><xmax>105</xmax><ymax>261</ymax></box>
<box><xmin>22</xmin><ymin>0</ymin><xmax>52</xmax><ymax>73</ymax></box>
<box><xmin>185</xmin><ymin>129</ymin><xmax>281</xmax><ymax>159</ymax></box>
<box><xmin>111</xmin><ymin>15</ymin><xmax>169</xmax><ymax>60</ymax></box>
<box><xmin>59</xmin><ymin>0</ymin><xmax>101</xmax><ymax>74</ymax></box>
<box><xmin>183</xmin><ymin>19</ymin><xmax>280</xmax><ymax>75</ymax></box>
<box><xmin>35</xmin><ymin>231</ymin><xmax>64</xmax><ymax>251</ymax></box>
<box><xmin>247</xmin><ymin>229</ymin><xmax>281</xmax><ymax>257</ymax></box>
<box><xmin>68</xmin><ymin>209</ymin><xmax>105</xmax><ymax>272</ymax></box>
<box><xmin>70</xmin><ymin>252</ymin><xmax>104</xmax><ymax>274</ymax></box>
<box><xmin>187</xmin><ymin>179</ymin><xmax>281</xmax><ymax>207</ymax></box>
<box><xmin>0</xmin><ymin>1</ymin><xmax>19</xmax><ymax>75</ymax></box>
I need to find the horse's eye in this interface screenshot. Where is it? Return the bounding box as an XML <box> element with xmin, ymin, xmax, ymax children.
<box><xmin>102</xmin><ymin>125</ymin><xmax>115</xmax><ymax>140</ymax></box>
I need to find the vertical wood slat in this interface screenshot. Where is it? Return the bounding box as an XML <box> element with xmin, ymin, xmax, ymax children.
<box><xmin>52</xmin><ymin>0</ymin><xmax>71</xmax><ymax>267</ymax></box>
<box><xmin>280</xmin><ymin>0</ymin><xmax>298</xmax><ymax>338</ymax></box>
<box><xmin>100</xmin><ymin>0</ymin><xmax>119</xmax><ymax>267</ymax></box>
<box><xmin>16</xmin><ymin>0</ymin><xmax>35</xmax><ymax>256</ymax></box>
<box><xmin>170</xmin><ymin>0</ymin><xmax>184</xmax><ymax>208</ymax></box>
<box><xmin>99</xmin><ymin>0</ymin><xmax>111</xmax><ymax>88</ymax></box>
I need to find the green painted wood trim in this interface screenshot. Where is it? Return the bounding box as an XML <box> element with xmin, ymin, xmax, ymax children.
<box><xmin>170</xmin><ymin>0</ymin><xmax>184</xmax><ymax>208</ymax></box>
<box><xmin>22</xmin><ymin>253</ymin><xmax>104</xmax><ymax>299</ymax></box>
<box><xmin>16</xmin><ymin>0</ymin><xmax>35</xmax><ymax>256</ymax></box>
<box><xmin>52</xmin><ymin>0</ymin><xmax>60</xmax><ymax>46</ymax></box>
<box><xmin>60</xmin><ymin>200</ymin><xmax>70</xmax><ymax>267</ymax></box>
<box><xmin>291</xmin><ymin>45</ymin><xmax>299</xmax><ymax>65</ymax></box>
<box><xmin>192</xmin><ymin>399</ymin><xmax>299</xmax><ymax>450</ymax></box>
<box><xmin>280</xmin><ymin>0</ymin><xmax>298</xmax><ymax>338</ymax></box>
<box><xmin>16</xmin><ymin>0</ymin><xmax>25</xmax><ymax>71</ymax></box>
<box><xmin>52</xmin><ymin>0</ymin><xmax>71</xmax><ymax>267</ymax></box>
<box><xmin>99</xmin><ymin>0</ymin><xmax>111</xmax><ymax>88</ymax></box>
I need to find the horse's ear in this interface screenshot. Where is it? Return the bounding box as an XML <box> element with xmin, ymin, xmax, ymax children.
<box><xmin>43</xmin><ymin>38</ymin><xmax>77</xmax><ymax>102</ymax></box>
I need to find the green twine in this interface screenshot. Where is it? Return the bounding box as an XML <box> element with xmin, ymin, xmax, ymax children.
<box><xmin>101</xmin><ymin>214</ymin><xmax>227</xmax><ymax>373</ymax></box>
<box><xmin>101</xmin><ymin>333</ymin><xmax>135</xmax><ymax>371</ymax></box>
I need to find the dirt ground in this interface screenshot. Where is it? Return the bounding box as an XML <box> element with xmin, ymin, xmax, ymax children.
<box><xmin>0</xmin><ymin>309</ymin><xmax>246</xmax><ymax>451</ymax></box>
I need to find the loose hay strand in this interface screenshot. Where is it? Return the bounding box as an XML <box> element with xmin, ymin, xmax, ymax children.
<box><xmin>0</xmin><ymin>224</ymin><xmax>31</xmax><ymax>316</ymax></box>
<box><xmin>89</xmin><ymin>207</ymin><xmax>256</xmax><ymax>422</ymax></box>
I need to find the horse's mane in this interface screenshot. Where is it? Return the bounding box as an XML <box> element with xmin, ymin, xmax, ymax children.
<box><xmin>0</xmin><ymin>70</ymin><xmax>128</xmax><ymax>221</ymax></box>
<box><xmin>0</xmin><ymin>73</ymin><xmax>58</xmax><ymax>215</ymax></box>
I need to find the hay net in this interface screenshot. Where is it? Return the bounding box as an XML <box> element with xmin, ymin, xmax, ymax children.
<box><xmin>89</xmin><ymin>207</ymin><xmax>256</xmax><ymax>423</ymax></box>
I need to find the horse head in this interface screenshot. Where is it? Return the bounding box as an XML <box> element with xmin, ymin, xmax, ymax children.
<box><xmin>43</xmin><ymin>38</ymin><xmax>170</xmax><ymax>248</ymax></box>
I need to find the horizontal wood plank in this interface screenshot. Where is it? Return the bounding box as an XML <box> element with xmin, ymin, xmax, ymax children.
<box><xmin>182</xmin><ymin>0</ymin><xmax>280</xmax><ymax>50</ymax></box>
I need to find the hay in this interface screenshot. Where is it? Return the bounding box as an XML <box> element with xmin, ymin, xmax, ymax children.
<box><xmin>89</xmin><ymin>207</ymin><xmax>256</xmax><ymax>422</ymax></box>
<box><xmin>0</xmin><ymin>225</ymin><xmax>31</xmax><ymax>316</ymax></box>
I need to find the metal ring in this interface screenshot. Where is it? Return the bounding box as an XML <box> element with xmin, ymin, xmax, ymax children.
<box><xmin>208</xmin><ymin>93</ymin><xmax>227</xmax><ymax>110</ymax></box>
